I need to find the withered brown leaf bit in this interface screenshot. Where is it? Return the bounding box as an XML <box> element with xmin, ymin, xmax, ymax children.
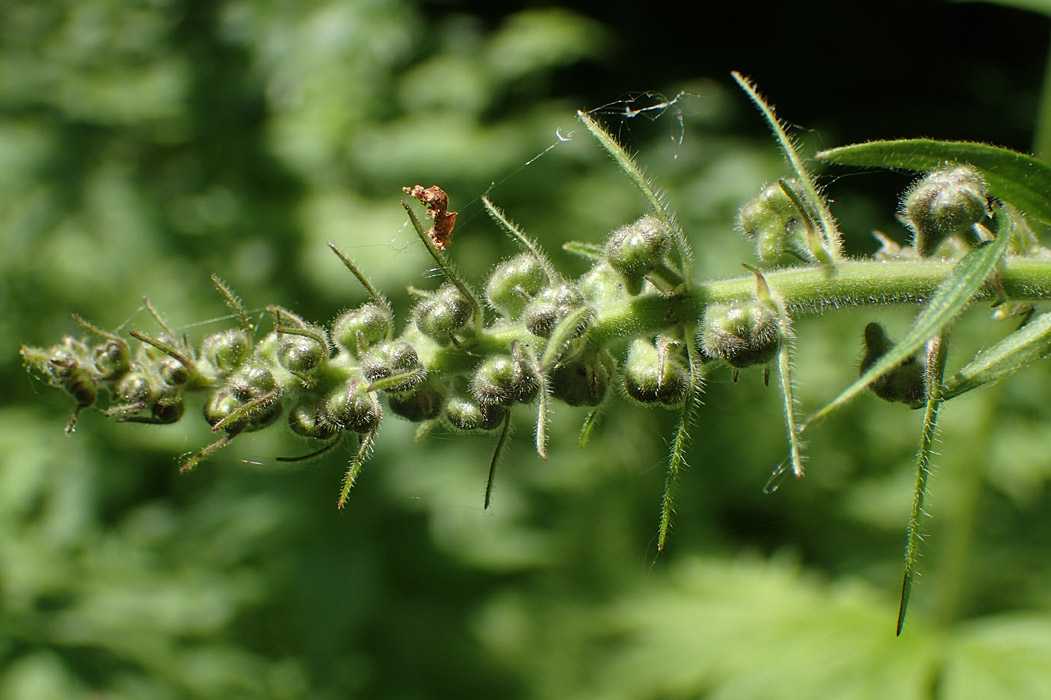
<box><xmin>403</xmin><ymin>185</ymin><xmax>457</xmax><ymax>250</ymax></box>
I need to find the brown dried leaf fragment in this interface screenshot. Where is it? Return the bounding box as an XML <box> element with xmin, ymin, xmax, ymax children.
<box><xmin>403</xmin><ymin>185</ymin><xmax>458</xmax><ymax>250</ymax></box>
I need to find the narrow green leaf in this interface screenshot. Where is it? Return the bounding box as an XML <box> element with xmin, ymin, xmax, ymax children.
<box><xmin>577</xmin><ymin>110</ymin><xmax>693</xmax><ymax>285</ymax></box>
<box><xmin>898</xmin><ymin>334</ymin><xmax>949</xmax><ymax>636</ymax></box>
<box><xmin>578</xmin><ymin>407</ymin><xmax>603</xmax><ymax>447</ymax></box>
<box><xmin>562</xmin><ymin>240</ymin><xmax>606</xmax><ymax>261</ymax></box>
<box><xmin>732</xmin><ymin>72</ymin><xmax>843</xmax><ymax>260</ymax></box>
<box><xmin>776</xmin><ymin>332</ymin><xmax>805</xmax><ymax>479</ymax></box>
<box><xmin>657</xmin><ymin>336</ymin><xmax>702</xmax><ymax>551</ymax></box>
<box><xmin>942</xmin><ymin>311</ymin><xmax>1051</xmax><ymax>400</ymax></box>
<box><xmin>402</xmin><ymin>202</ymin><xmax>484</xmax><ymax>329</ymax></box>
<box><xmin>816</xmin><ymin>139</ymin><xmax>1051</xmax><ymax>225</ymax></box>
<box><xmin>540</xmin><ymin>306</ymin><xmax>593</xmax><ymax>371</ymax></box>
<box><xmin>484</xmin><ymin>412</ymin><xmax>513</xmax><ymax>509</ymax></box>
<box><xmin>338</xmin><ymin>426</ymin><xmax>378</xmax><ymax>509</ymax></box>
<box><xmin>807</xmin><ymin>212</ymin><xmax>1010</xmax><ymax>426</ymax></box>
<box><xmin>482</xmin><ymin>196</ymin><xmax>559</xmax><ymax>283</ymax></box>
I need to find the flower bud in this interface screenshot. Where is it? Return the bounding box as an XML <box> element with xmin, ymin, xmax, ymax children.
<box><xmin>200</xmin><ymin>329</ymin><xmax>250</xmax><ymax>376</ymax></box>
<box><xmin>903</xmin><ymin>165</ymin><xmax>988</xmax><ymax>257</ymax></box>
<box><xmin>550</xmin><ymin>347</ymin><xmax>616</xmax><ymax>407</ymax></box>
<box><xmin>700</xmin><ymin>302</ymin><xmax>781</xmax><ymax>368</ymax></box>
<box><xmin>205</xmin><ymin>361</ymin><xmax>281</xmax><ymax>432</ymax></box>
<box><xmin>288</xmin><ymin>400</ymin><xmax>340</xmax><ymax>439</ymax></box>
<box><xmin>277</xmin><ymin>328</ymin><xmax>328</xmax><ymax>376</ymax></box>
<box><xmin>332</xmin><ymin>303</ymin><xmax>392</xmax><ymax>357</ymax></box>
<box><xmin>92</xmin><ymin>338</ymin><xmax>131</xmax><ymax>379</ymax></box>
<box><xmin>157</xmin><ymin>356</ymin><xmax>190</xmax><ymax>387</ymax></box>
<box><xmin>738</xmin><ymin>180</ymin><xmax>806</xmax><ymax>263</ymax></box>
<box><xmin>387</xmin><ymin>379</ymin><xmax>447</xmax><ymax>422</ymax></box>
<box><xmin>605</xmin><ymin>215</ymin><xmax>672</xmax><ymax>294</ymax></box>
<box><xmin>860</xmin><ymin>322</ymin><xmax>925</xmax><ymax>407</ymax></box>
<box><xmin>414</xmin><ymin>284</ymin><xmax>473</xmax><ymax>343</ymax></box>
<box><xmin>323</xmin><ymin>382</ymin><xmax>381</xmax><ymax>433</ymax></box>
<box><xmin>523</xmin><ymin>283</ymin><xmax>584</xmax><ymax>338</ymax></box>
<box><xmin>622</xmin><ymin>338</ymin><xmax>688</xmax><ymax>406</ymax></box>
<box><xmin>361</xmin><ymin>341</ymin><xmax>422</xmax><ymax>391</ymax></box>
<box><xmin>578</xmin><ymin>262</ymin><xmax>628</xmax><ymax>306</ymax></box>
<box><xmin>485</xmin><ymin>254</ymin><xmax>547</xmax><ymax>319</ymax></box>
<box><xmin>471</xmin><ymin>350</ymin><xmax>539</xmax><ymax>407</ymax></box>
<box><xmin>444</xmin><ymin>393</ymin><xmax>508</xmax><ymax>432</ymax></box>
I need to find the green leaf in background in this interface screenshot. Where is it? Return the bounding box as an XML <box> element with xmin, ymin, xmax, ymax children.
<box><xmin>816</xmin><ymin>139</ymin><xmax>1051</xmax><ymax>225</ymax></box>
<box><xmin>807</xmin><ymin>211</ymin><xmax>1011</xmax><ymax>426</ymax></box>
<box><xmin>572</xmin><ymin>556</ymin><xmax>1051</xmax><ymax>700</ymax></box>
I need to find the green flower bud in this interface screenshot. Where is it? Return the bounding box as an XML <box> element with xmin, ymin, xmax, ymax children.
<box><xmin>114</xmin><ymin>368</ymin><xmax>155</xmax><ymax>407</ymax></box>
<box><xmin>361</xmin><ymin>341</ymin><xmax>422</xmax><ymax>392</ymax></box>
<box><xmin>605</xmin><ymin>215</ymin><xmax>671</xmax><ymax>294</ymax></box>
<box><xmin>578</xmin><ymin>261</ymin><xmax>628</xmax><ymax>306</ymax></box>
<box><xmin>157</xmin><ymin>356</ymin><xmax>190</xmax><ymax>387</ymax></box>
<box><xmin>485</xmin><ymin>254</ymin><xmax>547</xmax><ymax>319</ymax></box>
<box><xmin>322</xmin><ymin>382</ymin><xmax>381</xmax><ymax>433</ymax></box>
<box><xmin>860</xmin><ymin>322</ymin><xmax>925</xmax><ymax>407</ymax></box>
<box><xmin>277</xmin><ymin>328</ymin><xmax>328</xmax><ymax>376</ymax></box>
<box><xmin>288</xmin><ymin>400</ymin><xmax>340</xmax><ymax>439</ymax></box>
<box><xmin>523</xmin><ymin>283</ymin><xmax>584</xmax><ymax>338</ymax></box>
<box><xmin>387</xmin><ymin>379</ymin><xmax>447</xmax><ymax>422</ymax></box>
<box><xmin>550</xmin><ymin>347</ymin><xmax>616</xmax><ymax>407</ymax></box>
<box><xmin>414</xmin><ymin>284</ymin><xmax>473</xmax><ymax>343</ymax></box>
<box><xmin>200</xmin><ymin>329</ymin><xmax>250</xmax><ymax>376</ymax></box>
<box><xmin>149</xmin><ymin>396</ymin><xmax>185</xmax><ymax>425</ymax></box>
<box><xmin>332</xmin><ymin>303</ymin><xmax>392</xmax><ymax>357</ymax></box>
<box><xmin>92</xmin><ymin>338</ymin><xmax>131</xmax><ymax>379</ymax></box>
<box><xmin>205</xmin><ymin>361</ymin><xmax>281</xmax><ymax>433</ymax></box>
<box><xmin>471</xmin><ymin>350</ymin><xmax>539</xmax><ymax>407</ymax></box>
<box><xmin>738</xmin><ymin>180</ymin><xmax>806</xmax><ymax>263</ymax></box>
<box><xmin>622</xmin><ymin>338</ymin><xmax>688</xmax><ymax>407</ymax></box>
<box><xmin>444</xmin><ymin>393</ymin><xmax>508</xmax><ymax>432</ymax></box>
<box><xmin>903</xmin><ymin>165</ymin><xmax>988</xmax><ymax>257</ymax></box>
<box><xmin>700</xmin><ymin>301</ymin><xmax>781</xmax><ymax>368</ymax></box>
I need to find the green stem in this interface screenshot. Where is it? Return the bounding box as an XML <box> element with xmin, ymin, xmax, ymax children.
<box><xmin>419</xmin><ymin>256</ymin><xmax>1051</xmax><ymax>375</ymax></box>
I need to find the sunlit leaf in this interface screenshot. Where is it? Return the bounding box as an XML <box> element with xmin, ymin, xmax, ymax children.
<box><xmin>817</xmin><ymin>139</ymin><xmax>1051</xmax><ymax>225</ymax></box>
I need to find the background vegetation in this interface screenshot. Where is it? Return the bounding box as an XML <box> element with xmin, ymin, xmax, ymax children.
<box><xmin>4</xmin><ymin>0</ymin><xmax>1051</xmax><ymax>697</ymax></box>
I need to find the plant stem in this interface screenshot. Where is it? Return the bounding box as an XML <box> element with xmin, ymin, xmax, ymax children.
<box><xmin>419</xmin><ymin>256</ymin><xmax>1051</xmax><ymax>374</ymax></box>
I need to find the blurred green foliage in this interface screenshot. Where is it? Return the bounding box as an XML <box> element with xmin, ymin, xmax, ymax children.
<box><xmin>5</xmin><ymin>0</ymin><xmax>1051</xmax><ymax>698</ymax></box>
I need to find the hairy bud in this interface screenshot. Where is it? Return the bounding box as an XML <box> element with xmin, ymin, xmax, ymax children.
<box><xmin>903</xmin><ymin>165</ymin><xmax>989</xmax><ymax>257</ymax></box>
<box><xmin>622</xmin><ymin>338</ymin><xmax>688</xmax><ymax>407</ymax></box>
<box><xmin>361</xmin><ymin>341</ymin><xmax>422</xmax><ymax>391</ymax></box>
<box><xmin>200</xmin><ymin>329</ymin><xmax>251</xmax><ymax>377</ymax></box>
<box><xmin>387</xmin><ymin>379</ymin><xmax>447</xmax><ymax>422</ymax></box>
<box><xmin>485</xmin><ymin>254</ymin><xmax>547</xmax><ymax>319</ymax></box>
<box><xmin>523</xmin><ymin>283</ymin><xmax>584</xmax><ymax>338</ymax></box>
<box><xmin>471</xmin><ymin>348</ymin><xmax>539</xmax><ymax>407</ymax></box>
<box><xmin>332</xmin><ymin>303</ymin><xmax>392</xmax><ymax>357</ymax></box>
<box><xmin>276</xmin><ymin>328</ymin><xmax>328</xmax><ymax>377</ymax></box>
<box><xmin>414</xmin><ymin>284</ymin><xmax>473</xmax><ymax>344</ymax></box>
<box><xmin>323</xmin><ymin>382</ymin><xmax>381</xmax><ymax>434</ymax></box>
<box><xmin>444</xmin><ymin>393</ymin><xmax>508</xmax><ymax>432</ymax></box>
<box><xmin>605</xmin><ymin>215</ymin><xmax>672</xmax><ymax>294</ymax></box>
<box><xmin>737</xmin><ymin>180</ymin><xmax>807</xmax><ymax>263</ymax></box>
<box><xmin>550</xmin><ymin>347</ymin><xmax>616</xmax><ymax>407</ymax></box>
<box><xmin>700</xmin><ymin>301</ymin><xmax>781</xmax><ymax>368</ymax></box>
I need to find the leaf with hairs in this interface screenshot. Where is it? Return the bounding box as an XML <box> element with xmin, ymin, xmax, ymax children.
<box><xmin>817</xmin><ymin>139</ymin><xmax>1051</xmax><ymax>225</ymax></box>
<box><xmin>806</xmin><ymin>210</ymin><xmax>1010</xmax><ymax>426</ymax></box>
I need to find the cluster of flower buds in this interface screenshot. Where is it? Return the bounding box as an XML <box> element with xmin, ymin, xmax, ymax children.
<box><xmin>23</xmin><ymin>158</ymin><xmax>1009</xmax><ymax>508</ymax></box>
<box><xmin>21</xmin><ymin>203</ymin><xmax>723</xmax><ymax>505</ymax></box>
